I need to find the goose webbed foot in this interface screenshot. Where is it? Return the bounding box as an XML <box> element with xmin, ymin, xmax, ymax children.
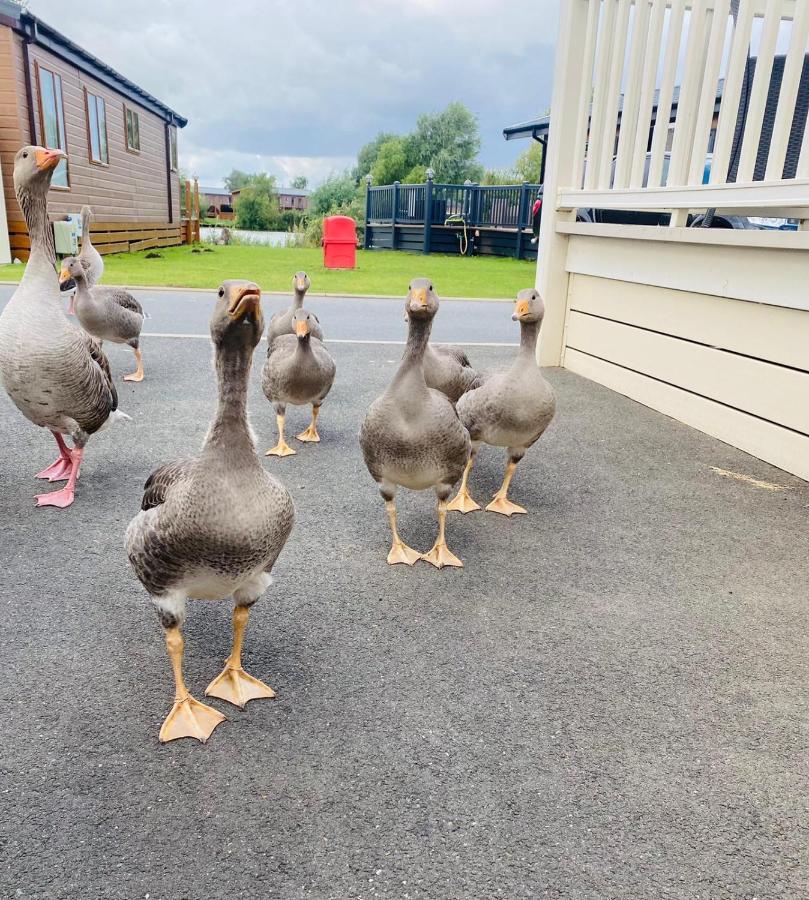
<box><xmin>205</xmin><ymin>666</ymin><xmax>275</xmax><ymax>709</ymax></box>
<box><xmin>296</xmin><ymin>405</ymin><xmax>321</xmax><ymax>442</ymax></box>
<box><xmin>421</xmin><ymin>542</ymin><xmax>464</xmax><ymax>569</ymax></box>
<box><xmin>485</xmin><ymin>496</ymin><xmax>527</xmax><ymax>516</ymax></box>
<box><xmin>35</xmin><ymin>456</ymin><xmax>72</xmax><ymax>482</ymax></box>
<box><xmin>35</xmin><ymin>447</ymin><xmax>83</xmax><ymax>508</ymax></box>
<box><xmin>160</xmin><ymin>695</ymin><xmax>226</xmax><ymax>744</ymax></box>
<box><xmin>265</xmin><ymin>440</ymin><xmax>296</xmax><ymax>457</ymax></box>
<box><xmin>447</xmin><ymin>489</ymin><xmax>481</xmax><ymax>514</ymax></box>
<box><xmin>123</xmin><ymin>348</ymin><xmax>144</xmax><ymax>382</ymax></box>
<box><xmin>387</xmin><ymin>541</ymin><xmax>421</xmax><ymax>566</ymax></box>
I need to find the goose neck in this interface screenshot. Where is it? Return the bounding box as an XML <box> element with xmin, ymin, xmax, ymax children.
<box><xmin>206</xmin><ymin>345</ymin><xmax>255</xmax><ymax>452</ymax></box>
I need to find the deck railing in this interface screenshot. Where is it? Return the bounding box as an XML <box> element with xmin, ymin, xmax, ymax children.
<box><xmin>550</xmin><ymin>0</ymin><xmax>809</xmax><ymax>222</ymax></box>
<box><xmin>365</xmin><ymin>178</ymin><xmax>541</xmax><ymax>255</ymax></box>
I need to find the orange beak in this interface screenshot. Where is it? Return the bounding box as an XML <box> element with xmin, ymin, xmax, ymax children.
<box><xmin>228</xmin><ymin>284</ymin><xmax>261</xmax><ymax>320</ymax></box>
<box><xmin>512</xmin><ymin>299</ymin><xmax>530</xmax><ymax>320</ymax></box>
<box><xmin>295</xmin><ymin>318</ymin><xmax>310</xmax><ymax>337</ymax></box>
<box><xmin>296</xmin><ymin>277</ymin><xmax>307</xmax><ymax>291</ymax></box>
<box><xmin>409</xmin><ymin>288</ymin><xmax>428</xmax><ymax>312</ymax></box>
<box><xmin>58</xmin><ymin>267</ymin><xmax>70</xmax><ymax>284</ymax></box>
<box><xmin>35</xmin><ymin>148</ymin><xmax>65</xmax><ymax>171</ymax></box>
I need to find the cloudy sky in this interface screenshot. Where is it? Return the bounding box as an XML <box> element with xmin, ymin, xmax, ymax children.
<box><xmin>28</xmin><ymin>0</ymin><xmax>558</xmax><ymax>189</ymax></box>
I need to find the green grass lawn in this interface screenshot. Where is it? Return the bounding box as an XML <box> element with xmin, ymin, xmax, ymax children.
<box><xmin>0</xmin><ymin>245</ymin><xmax>536</xmax><ymax>299</ymax></box>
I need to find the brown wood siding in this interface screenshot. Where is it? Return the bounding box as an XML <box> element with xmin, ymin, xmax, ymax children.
<box><xmin>0</xmin><ymin>25</ymin><xmax>181</xmax><ymax>254</ymax></box>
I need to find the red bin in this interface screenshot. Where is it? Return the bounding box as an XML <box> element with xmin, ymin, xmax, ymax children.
<box><xmin>322</xmin><ymin>215</ymin><xmax>357</xmax><ymax>269</ymax></box>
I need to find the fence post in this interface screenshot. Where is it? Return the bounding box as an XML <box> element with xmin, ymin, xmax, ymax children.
<box><xmin>193</xmin><ymin>178</ymin><xmax>200</xmax><ymax>242</ymax></box>
<box><xmin>184</xmin><ymin>178</ymin><xmax>192</xmax><ymax>244</ymax></box>
<box><xmin>422</xmin><ymin>173</ymin><xmax>433</xmax><ymax>254</ymax></box>
<box><xmin>391</xmin><ymin>181</ymin><xmax>400</xmax><ymax>250</ymax></box>
<box><xmin>364</xmin><ymin>174</ymin><xmax>372</xmax><ymax>249</ymax></box>
<box><xmin>515</xmin><ymin>181</ymin><xmax>529</xmax><ymax>259</ymax></box>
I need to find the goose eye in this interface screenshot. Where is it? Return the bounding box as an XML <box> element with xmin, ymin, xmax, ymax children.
<box><xmin>22</xmin><ymin>152</ymin><xmax>28</xmax><ymax>158</ymax></box>
<box><xmin>428</xmin><ymin>284</ymin><xmax>433</xmax><ymax>291</ymax></box>
<box><xmin>218</xmin><ymin>287</ymin><xmax>225</xmax><ymax>298</ymax></box>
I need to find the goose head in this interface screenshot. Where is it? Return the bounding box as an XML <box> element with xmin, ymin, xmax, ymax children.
<box><xmin>293</xmin><ymin>271</ymin><xmax>310</xmax><ymax>294</ymax></box>
<box><xmin>211</xmin><ymin>280</ymin><xmax>264</xmax><ymax>351</ymax></box>
<box><xmin>13</xmin><ymin>145</ymin><xmax>65</xmax><ymax>196</ymax></box>
<box><xmin>58</xmin><ymin>255</ymin><xmax>86</xmax><ymax>289</ymax></box>
<box><xmin>512</xmin><ymin>288</ymin><xmax>545</xmax><ymax>323</ymax></box>
<box><xmin>290</xmin><ymin>307</ymin><xmax>319</xmax><ymax>342</ymax></box>
<box><xmin>405</xmin><ymin>277</ymin><xmax>438</xmax><ymax>322</ymax></box>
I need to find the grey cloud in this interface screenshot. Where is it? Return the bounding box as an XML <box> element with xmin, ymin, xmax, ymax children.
<box><xmin>28</xmin><ymin>0</ymin><xmax>557</xmax><ymax>184</ymax></box>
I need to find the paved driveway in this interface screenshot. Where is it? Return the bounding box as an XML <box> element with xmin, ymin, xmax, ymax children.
<box><xmin>1</xmin><ymin>288</ymin><xmax>807</xmax><ymax>898</ymax></box>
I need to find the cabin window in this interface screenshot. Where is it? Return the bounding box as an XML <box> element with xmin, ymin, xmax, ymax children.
<box><xmin>125</xmin><ymin>106</ymin><xmax>141</xmax><ymax>152</ymax></box>
<box><xmin>85</xmin><ymin>90</ymin><xmax>108</xmax><ymax>165</ymax></box>
<box><xmin>36</xmin><ymin>64</ymin><xmax>69</xmax><ymax>188</ymax></box>
<box><xmin>168</xmin><ymin>126</ymin><xmax>178</xmax><ymax>171</ymax></box>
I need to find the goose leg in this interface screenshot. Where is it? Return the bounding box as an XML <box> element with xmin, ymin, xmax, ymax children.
<box><xmin>123</xmin><ymin>347</ymin><xmax>144</xmax><ymax>383</ymax></box>
<box><xmin>422</xmin><ymin>493</ymin><xmax>463</xmax><ymax>569</ymax></box>
<box><xmin>296</xmin><ymin>404</ymin><xmax>321</xmax><ymax>442</ymax></box>
<box><xmin>384</xmin><ymin>498</ymin><xmax>421</xmax><ymax>566</ymax></box>
<box><xmin>35</xmin><ymin>447</ymin><xmax>84</xmax><ymax>508</ymax></box>
<box><xmin>447</xmin><ymin>448</ymin><xmax>481</xmax><ymax>513</ymax></box>
<box><xmin>205</xmin><ymin>605</ymin><xmax>276</xmax><ymax>708</ymax></box>
<box><xmin>160</xmin><ymin>627</ymin><xmax>226</xmax><ymax>743</ymax></box>
<box><xmin>266</xmin><ymin>407</ymin><xmax>296</xmax><ymax>457</ymax></box>
<box><xmin>66</xmin><ymin>291</ymin><xmax>76</xmax><ymax>315</ymax></box>
<box><xmin>486</xmin><ymin>452</ymin><xmax>527</xmax><ymax>516</ymax></box>
<box><xmin>35</xmin><ymin>431</ymin><xmax>74</xmax><ymax>481</ymax></box>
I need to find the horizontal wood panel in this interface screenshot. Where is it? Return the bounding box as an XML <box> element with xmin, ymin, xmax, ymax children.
<box><xmin>566</xmin><ymin>234</ymin><xmax>809</xmax><ymax>312</ymax></box>
<box><xmin>130</xmin><ymin>237</ymin><xmax>159</xmax><ymax>252</ymax></box>
<box><xmin>565</xmin><ymin>349</ymin><xmax>809</xmax><ymax>482</ymax></box>
<box><xmin>568</xmin><ymin>274</ymin><xmax>809</xmax><ymax>372</ymax></box>
<box><xmin>565</xmin><ymin>311</ymin><xmax>809</xmax><ymax>436</ymax></box>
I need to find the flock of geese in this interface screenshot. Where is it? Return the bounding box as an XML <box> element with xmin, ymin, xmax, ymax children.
<box><xmin>0</xmin><ymin>146</ymin><xmax>556</xmax><ymax>743</ymax></box>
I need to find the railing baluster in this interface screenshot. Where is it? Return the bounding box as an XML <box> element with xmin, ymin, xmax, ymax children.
<box><xmin>736</xmin><ymin>2</ymin><xmax>782</xmax><ymax>182</ymax></box>
<box><xmin>765</xmin><ymin>1</ymin><xmax>809</xmax><ymax>180</ymax></box>
<box><xmin>648</xmin><ymin>0</ymin><xmax>686</xmax><ymax>187</ymax></box>
<box><xmin>615</xmin><ymin>0</ymin><xmax>653</xmax><ymax>190</ymax></box>
<box><xmin>631</xmin><ymin>0</ymin><xmax>666</xmax><ymax>188</ymax></box>
<box><xmin>585</xmin><ymin>0</ymin><xmax>618</xmax><ymax>190</ymax></box>
<box><xmin>668</xmin><ymin>0</ymin><xmax>711</xmax><ymax>187</ymax></box>
<box><xmin>571</xmin><ymin>0</ymin><xmax>601</xmax><ymax>191</ymax></box>
<box><xmin>597</xmin><ymin>0</ymin><xmax>632</xmax><ymax>189</ymax></box>
<box><xmin>688</xmin><ymin>0</ymin><xmax>731</xmax><ymax>186</ymax></box>
<box><xmin>798</xmin><ymin>109</ymin><xmax>809</xmax><ymax>178</ymax></box>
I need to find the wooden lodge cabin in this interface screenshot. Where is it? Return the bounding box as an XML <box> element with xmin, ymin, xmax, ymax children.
<box><xmin>0</xmin><ymin>0</ymin><xmax>187</xmax><ymax>262</ymax></box>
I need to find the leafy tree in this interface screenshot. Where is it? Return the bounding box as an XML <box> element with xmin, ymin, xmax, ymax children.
<box><xmin>514</xmin><ymin>141</ymin><xmax>544</xmax><ymax>183</ymax></box>
<box><xmin>481</xmin><ymin>168</ymin><xmax>516</xmax><ymax>185</ymax></box>
<box><xmin>309</xmin><ymin>173</ymin><xmax>358</xmax><ymax>216</ymax></box>
<box><xmin>291</xmin><ymin>175</ymin><xmax>308</xmax><ymax>189</ymax></box>
<box><xmin>234</xmin><ymin>173</ymin><xmax>279</xmax><ymax>230</ymax></box>
<box><xmin>223</xmin><ymin>169</ymin><xmax>253</xmax><ymax>192</ymax></box>
<box><xmin>354</xmin><ymin>131</ymin><xmax>397</xmax><ymax>182</ymax></box>
<box><xmin>405</xmin><ymin>102</ymin><xmax>482</xmax><ymax>183</ymax></box>
<box><xmin>370</xmin><ymin>137</ymin><xmax>409</xmax><ymax>185</ymax></box>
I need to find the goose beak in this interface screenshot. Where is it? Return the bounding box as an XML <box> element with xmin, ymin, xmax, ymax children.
<box><xmin>35</xmin><ymin>148</ymin><xmax>66</xmax><ymax>171</ymax></box>
<box><xmin>58</xmin><ymin>267</ymin><xmax>70</xmax><ymax>285</ymax></box>
<box><xmin>295</xmin><ymin>319</ymin><xmax>310</xmax><ymax>337</ymax></box>
<box><xmin>229</xmin><ymin>284</ymin><xmax>261</xmax><ymax>320</ymax></box>
<box><xmin>512</xmin><ymin>299</ymin><xmax>530</xmax><ymax>320</ymax></box>
<box><xmin>296</xmin><ymin>277</ymin><xmax>307</xmax><ymax>291</ymax></box>
<box><xmin>409</xmin><ymin>288</ymin><xmax>428</xmax><ymax>312</ymax></box>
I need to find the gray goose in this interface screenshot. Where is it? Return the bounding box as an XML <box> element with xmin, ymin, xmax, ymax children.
<box><xmin>262</xmin><ymin>306</ymin><xmax>336</xmax><ymax>456</ymax></box>
<box><xmin>0</xmin><ymin>146</ymin><xmax>126</xmax><ymax>509</ymax></box>
<box><xmin>60</xmin><ymin>256</ymin><xmax>146</xmax><ymax>381</ymax></box>
<box><xmin>125</xmin><ymin>280</ymin><xmax>295</xmax><ymax>743</ymax></box>
<box><xmin>448</xmin><ymin>288</ymin><xmax>556</xmax><ymax>516</ymax></box>
<box><xmin>266</xmin><ymin>271</ymin><xmax>323</xmax><ymax>347</ymax></box>
<box><xmin>63</xmin><ymin>205</ymin><xmax>103</xmax><ymax>314</ymax></box>
<box><xmin>359</xmin><ymin>280</ymin><xmax>470</xmax><ymax>568</ymax></box>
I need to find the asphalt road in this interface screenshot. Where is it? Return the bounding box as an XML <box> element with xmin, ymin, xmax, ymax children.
<box><xmin>1</xmin><ymin>290</ymin><xmax>808</xmax><ymax>899</ymax></box>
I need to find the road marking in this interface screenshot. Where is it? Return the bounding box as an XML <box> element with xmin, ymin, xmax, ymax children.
<box><xmin>141</xmin><ymin>332</ymin><xmax>517</xmax><ymax>347</ymax></box>
<box><xmin>710</xmin><ymin>466</ymin><xmax>785</xmax><ymax>491</ymax></box>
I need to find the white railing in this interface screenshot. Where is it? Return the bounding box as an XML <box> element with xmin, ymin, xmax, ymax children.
<box><xmin>552</xmin><ymin>0</ymin><xmax>809</xmax><ymax>220</ymax></box>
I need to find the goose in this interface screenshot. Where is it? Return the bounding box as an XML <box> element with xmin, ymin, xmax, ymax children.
<box><xmin>59</xmin><ymin>256</ymin><xmax>146</xmax><ymax>382</ymax></box>
<box><xmin>125</xmin><ymin>280</ymin><xmax>295</xmax><ymax>743</ymax></box>
<box><xmin>0</xmin><ymin>146</ymin><xmax>127</xmax><ymax>509</ymax></box>
<box><xmin>448</xmin><ymin>288</ymin><xmax>555</xmax><ymax>516</ymax></box>
<box><xmin>262</xmin><ymin>307</ymin><xmax>336</xmax><ymax>456</ymax></box>
<box><xmin>359</xmin><ymin>279</ymin><xmax>470</xmax><ymax>568</ymax></box>
<box><xmin>266</xmin><ymin>271</ymin><xmax>323</xmax><ymax>347</ymax></box>
<box><xmin>417</xmin><ymin>283</ymin><xmax>479</xmax><ymax>402</ymax></box>
<box><xmin>62</xmin><ymin>205</ymin><xmax>103</xmax><ymax>315</ymax></box>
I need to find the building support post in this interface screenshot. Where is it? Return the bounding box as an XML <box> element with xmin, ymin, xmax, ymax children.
<box><xmin>516</xmin><ymin>181</ymin><xmax>529</xmax><ymax>259</ymax></box>
<box><xmin>364</xmin><ymin>176</ymin><xmax>372</xmax><ymax>249</ymax></box>
<box><xmin>422</xmin><ymin>175</ymin><xmax>433</xmax><ymax>254</ymax></box>
<box><xmin>391</xmin><ymin>181</ymin><xmax>400</xmax><ymax>250</ymax></box>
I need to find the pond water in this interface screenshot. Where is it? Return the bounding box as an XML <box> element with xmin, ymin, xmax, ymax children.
<box><xmin>200</xmin><ymin>227</ymin><xmax>299</xmax><ymax>247</ymax></box>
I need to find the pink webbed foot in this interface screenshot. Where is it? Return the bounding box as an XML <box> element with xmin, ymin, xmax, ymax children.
<box><xmin>35</xmin><ymin>485</ymin><xmax>76</xmax><ymax>508</ymax></box>
<box><xmin>35</xmin><ymin>456</ymin><xmax>72</xmax><ymax>482</ymax></box>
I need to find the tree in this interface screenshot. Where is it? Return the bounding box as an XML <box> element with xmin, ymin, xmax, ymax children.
<box><xmin>354</xmin><ymin>131</ymin><xmax>397</xmax><ymax>183</ymax></box>
<box><xmin>405</xmin><ymin>102</ymin><xmax>483</xmax><ymax>183</ymax></box>
<box><xmin>309</xmin><ymin>173</ymin><xmax>358</xmax><ymax>216</ymax></box>
<box><xmin>514</xmin><ymin>141</ymin><xmax>544</xmax><ymax>183</ymax></box>
<box><xmin>370</xmin><ymin>137</ymin><xmax>409</xmax><ymax>185</ymax></box>
<box><xmin>234</xmin><ymin>172</ymin><xmax>279</xmax><ymax>230</ymax></box>
<box><xmin>291</xmin><ymin>175</ymin><xmax>308</xmax><ymax>189</ymax></box>
<box><xmin>224</xmin><ymin>169</ymin><xmax>253</xmax><ymax>192</ymax></box>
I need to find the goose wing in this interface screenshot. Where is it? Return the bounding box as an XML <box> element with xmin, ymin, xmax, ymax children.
<box><xmin>79</xmin><ymin>329</ymin><xmax>119</xmax><ymax>413</ymax></box>
<box><xmin>140</xmin><ymin>458</ymin><xmax>196</xmax><ymax>511</ymax></box>
<box><xmin>109</xmin><ymin>288</ymin><xmax>144</xmax><ymax>316</ymax></box>
<box><xmin>436</xmin><ymin>344</ymin><xmax>472</xmax><ymax>369</ymax></box>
